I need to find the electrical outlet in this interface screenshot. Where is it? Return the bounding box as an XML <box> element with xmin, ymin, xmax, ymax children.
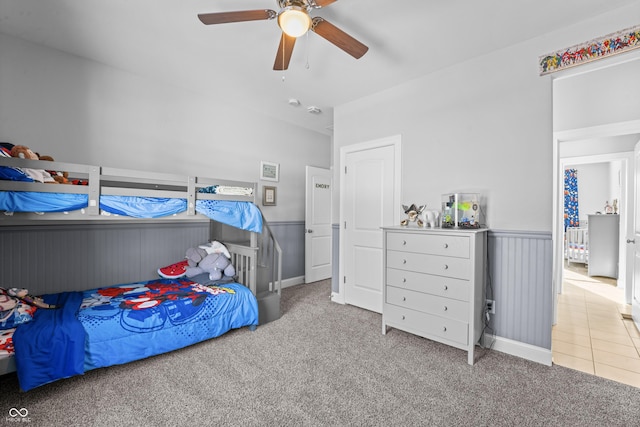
<box><xmin>485</xmin><ymin>299</ymin><xmax>496</xmax><ymax>315</ymax></box>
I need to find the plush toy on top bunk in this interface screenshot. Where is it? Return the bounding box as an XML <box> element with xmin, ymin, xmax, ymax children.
<box><xmin>38</xmin><ymin>154</ymin><xmax>70</xmax><ymax>184</ymax></box>
<box><xmin>9</xmin><ymin>145</ymin><xmax>57</xmax><ymax>184</ymax></box>
<box><xmin>158</xmin><ymin>241</ymin><xmax>236</xmax><ymax>282</ymax></box>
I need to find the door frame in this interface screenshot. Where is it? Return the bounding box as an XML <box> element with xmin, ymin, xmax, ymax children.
<box><xmin>552</xmin><ymin>120</ymin><xmax>640</xmax><ymax>325</ymax></box>
<box><xmin>559</xmin><ymin>152</ymin><xmax>632</xmax><ymax>288</ymax></box>
<box><xmin>333</xmin><ymin>135</ymin><xmax>402</xmax><ymax>305</ymax></box>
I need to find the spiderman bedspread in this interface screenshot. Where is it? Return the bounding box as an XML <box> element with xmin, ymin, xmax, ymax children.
<box><xmin>12</xmin><ymin>278</ymin><xmax>258</xmax><ymax>391</ymax></box>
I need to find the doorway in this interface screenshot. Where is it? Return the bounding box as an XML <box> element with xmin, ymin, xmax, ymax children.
<box><xmin>304</xmin><ymin>165</ymin><xmax>332</xmax><ymax>283</ymax></box>
<box><xmin>560</xmin><ymin>152</ymin><xmax>632</xmax><ymax>294</ymax></box>
<box><xmin>336</xmin><ymin>135</ymin><xmax>402</xmax><ymax>310</ymax></box>
<box><xmin>553</xmin><ymin>130</ymin><xmax>640</xmax><ymax>385</ymax></box>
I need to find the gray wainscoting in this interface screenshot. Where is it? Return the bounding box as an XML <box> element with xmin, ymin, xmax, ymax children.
<box><xmin>487</xmin><ymin>230</ymin><xmax>553</xmax><ymax>350</ymax></box>
<box><xmin>267</xmin><ymin>221</ymin><xmax>305</xmax><ymax>280</ymax></box>
<box><xmin>0</xmin><ymin>220</ymin><xmax>211</xmax><ymax>295</ymax></box>
<box><xmin>329</xmin><ymin>226</ymin><xmax>554</xmax><ymax>350</ymax></box>
<box><xmin>2</xmin><ymin>220</ymin><xmax>552</xmax><ymax>351</ymax></box>
<box><xmin>0</xmin><ymin>219</ymin><xmax>308</xmax><ymax>296</ymax></box>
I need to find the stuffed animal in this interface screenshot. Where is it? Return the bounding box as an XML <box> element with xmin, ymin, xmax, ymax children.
<box><xmin>186</xmin><ymin>252</ymin><xmax>235</xmax><ymax>280</ymax></box>
<box><xmin>420</xmin><ymin>209</ymin><xmax>440</xmax><ymax>228</ymax></box>
<box><xmin>38</xmin><ymin>154</ymin><xmax>70</xmax><ymax>184</ymax></box>
<box><xmin>6</xmin><ymin>288</ymin><xmax>56</xmax><ymax>309</ymax></box>
<box><xmin>199</xmin><ymin>240</ymin><xmax>231</xmax><ymax>258</ymax></box>
<box><xmin>10</xmin><ymin>145</ymin><xmax>38</xmax><ymax>161</ymax></box>
<box><xmin>185</xmin><ymin>247</ymin><xmax>208</xmax><ymax>267</ymax></box>
<box><xmin>10</xmin><ymin>145</ymin><xmax>56</xmax><ymax>183</ymax></box>
<box><xmin>401</xmin><ymin>204</ymin><xmax>425</xmax><ymax>227</ymax></box>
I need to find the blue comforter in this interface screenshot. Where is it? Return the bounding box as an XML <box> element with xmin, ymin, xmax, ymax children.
<box><xmin>13</xmin><ymin>292</ymin><xmax>85</xmax><ymax>392</ymax></box>
<box><xmin>0</xmin><ymin>193</ymin><xmax>263</xmax><ymax>233</ymax></box>
<box><xmin>12</xmin><ymin>279</ymin><xmax>259</xmax><ymax>391</ymax></box>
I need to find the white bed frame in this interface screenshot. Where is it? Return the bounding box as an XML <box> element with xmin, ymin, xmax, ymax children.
<box><xmin>565</xmin><ymin>226</ymin><xmax>589</xmax><ymax>265</ymax></box>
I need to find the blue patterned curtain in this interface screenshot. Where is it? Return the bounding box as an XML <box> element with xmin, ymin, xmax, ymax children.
<box><xmin>564</xmin><ymin>169</ymin><xmax>579</xmax><ymax>230</ymax></box>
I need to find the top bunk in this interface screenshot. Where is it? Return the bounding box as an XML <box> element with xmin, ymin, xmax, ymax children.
<box><xmin>0</xmin><ymin>149</ymin><xmax>262</xmax><ymax>233</ymax></box>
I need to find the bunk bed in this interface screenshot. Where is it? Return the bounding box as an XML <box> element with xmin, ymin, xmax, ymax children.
<box><xmin>0</xmin><ymin>153</ymin><xmax>263</xmax><ymax>391</ymax></box>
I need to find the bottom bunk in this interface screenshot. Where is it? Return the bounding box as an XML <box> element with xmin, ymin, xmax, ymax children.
<box><xmin>1</xmin><ymin>277</ymin><xmax>258</xmax><ymax>391</ymax></box>
<box><xmin>0</xmin><ymin>242</ymin><xmax>259</xmax><ymax>392</ymax></box>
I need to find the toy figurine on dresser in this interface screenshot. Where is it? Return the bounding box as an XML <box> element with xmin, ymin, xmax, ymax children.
<box><xmin>401</xmin><ymin>204</ymin><xmax>425</xmax><ymax>227</ymax></box>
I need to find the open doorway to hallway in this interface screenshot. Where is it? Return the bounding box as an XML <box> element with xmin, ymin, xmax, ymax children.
<box><xmin>553</xmin><ymin>137</ymin><xmax>639</xmax><ymax>386</ymax></box>
<box><xmin>552</xmin><ymin>261</ymin><xmax>639</xmax><ymax>387</ymax></box>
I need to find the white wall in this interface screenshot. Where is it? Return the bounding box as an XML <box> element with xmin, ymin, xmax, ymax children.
<box><xmin>331</xmin><ymin>3</ymin><xmax>640</xmax><ymax>232</ymax></box>
<box><xmin>0</xmin><ymin>33</ymin><xmax>331</xmax><ymax>222</ymax></box>
<box><xmin>565</xmin><ymin>162</ymin><xmax>616</xmax><ymax>222</ymax></box>
<box><xmin>553</xmin><ymin>58</ymin><xmax>640</xmax><ymax>132</ymax></box>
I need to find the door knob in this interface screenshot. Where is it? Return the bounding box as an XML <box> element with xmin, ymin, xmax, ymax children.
<box><xmin>627</xmin><ymin>239</ymin><xmax>635</xmax><ymax>244</ymax></box>
<box><xmin>306</xmin><ymin>229</ymin><xmax>314</xmax><ymax>233</ymax></box>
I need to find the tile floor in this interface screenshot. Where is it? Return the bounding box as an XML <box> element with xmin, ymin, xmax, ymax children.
<box><xmin>552</xmin><ymin>263</ymin><xmax>640</xmax><ymax>388</ymax></box>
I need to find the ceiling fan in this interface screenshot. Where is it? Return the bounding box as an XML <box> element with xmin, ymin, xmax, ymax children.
<box><xmin>198</xmin><ymin>0</ymin><xmax>369</xmax><ymax>70</ymax></box>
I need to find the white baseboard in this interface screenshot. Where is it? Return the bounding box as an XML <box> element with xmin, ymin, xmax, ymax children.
<box><xmin>482</xmin><ymin>334</ymin><xmax>552</xmax><ymax>366</ymax></box>
<box><xmin>282</xmin><ymin>276</ymin><xmax>305</xmax><ymax>289</ymax></box>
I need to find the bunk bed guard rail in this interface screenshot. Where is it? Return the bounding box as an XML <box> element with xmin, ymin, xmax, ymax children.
<box><xmin>0</xmin><ymin>156</ymin><xmax>257</xmax><ymax>217</ymax></box>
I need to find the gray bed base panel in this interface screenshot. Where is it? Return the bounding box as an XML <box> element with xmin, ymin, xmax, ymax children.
<box><xmin>0</xmin><ymin>355</ymin><xmax>16</xmax><ymax>376</ymax></box>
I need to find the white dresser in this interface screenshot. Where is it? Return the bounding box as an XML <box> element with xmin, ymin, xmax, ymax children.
<box><xmin>381</xmin><ymin>226</ymin><xmax>488</xmax><ymax>365</ymax></box>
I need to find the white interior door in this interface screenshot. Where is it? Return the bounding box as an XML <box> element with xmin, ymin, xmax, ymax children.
<box><xmin>341</xmin><ymin>137</ymin><xmax>400</xmax><ymax>313</ymax></box>
<box><xmin>633</xmin><ymin>141</ymin><xmax>640</xmax><ymax>328</ymax></box>
<box><xmin>305</xmin><ymin>166</ymin><xmax>332</xmax><ymax>283</ymax></box>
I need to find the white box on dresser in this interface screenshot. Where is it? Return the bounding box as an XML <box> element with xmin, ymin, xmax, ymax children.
<box><xmin>381</xmin><ymin>226</ymin><xmax>488</xmax><ymax>365</ymax></box>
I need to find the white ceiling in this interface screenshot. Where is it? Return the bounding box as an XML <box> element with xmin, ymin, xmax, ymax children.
<box><xmin>0</xmin><ymin>0</ymin><xmax>637</xmax><ymax>135</ymax></box>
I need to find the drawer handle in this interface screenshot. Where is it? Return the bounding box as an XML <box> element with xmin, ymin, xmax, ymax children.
<box><xmin>443</xmin><ymin>327</ymin><xmax>447</xmax><ymax>332</ymax></box>
<box><xmin>402</xmin><ymin>240</ymin><xmax>407</xmax><ymax>245</ymax></box>
<box><xmin>402</xmin><ymin>296</ymin><xmax>406</xmax><ymax>302</ymax></box>
<box><xmin>443</xmin><ymin>285</ymin><xmax>448</xmax><ymax>291</ymax></box>
<box><xmin>402</xmin><ymin>278</ymin><xmax>407</xmax><ymax>283</ymax></box>
<box><xmin>402</xmin><ymin>315</ymin><xmax>405</xmax><ymax>320</ymax></box>
<box><xmin>402</xmin><ymin>259</ymin><xmax>407</xmax><ymax>264</ymax></box>
<box><xmin>443</xmin><ymin>243</ymin><xmax>448</xmax><ymax>249</ymax></box>
<box><xmin>443</xmin><ymin>264</ymin><xmax>449</xmax><ymax>270</ymax></box>
<box><xmin>443</xmin><ymin>306</ymin><xmax>448</xmax><ymax>311</ymax></box>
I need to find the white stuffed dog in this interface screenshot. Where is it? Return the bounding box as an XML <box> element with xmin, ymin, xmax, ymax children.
<box><xmin>420</xmin><ymin>210</ymin><xmax>440</xmax><ymax>228</ymax></box>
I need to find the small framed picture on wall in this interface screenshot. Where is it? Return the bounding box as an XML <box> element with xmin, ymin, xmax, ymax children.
<box><xmin>263</xmin><ymin>186</ymin><xmax>277</xmax><ymax>206</ymax></box>
<box><xmin>260</xmin><ymin>161</ymin><xmax>279</xmax><ymax>182</ymax></box>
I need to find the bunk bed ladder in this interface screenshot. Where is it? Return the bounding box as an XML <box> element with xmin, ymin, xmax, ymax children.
<box><xmin>254</xmin><ymin>213</ymin><xmax>282</xmax><ymax>324</ymax></box>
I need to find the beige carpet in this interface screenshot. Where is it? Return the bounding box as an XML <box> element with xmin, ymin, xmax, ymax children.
<box><xmin>2</xmin><ymin>279</ymin><xmax>640</xmax><ymax>426</ymax></box>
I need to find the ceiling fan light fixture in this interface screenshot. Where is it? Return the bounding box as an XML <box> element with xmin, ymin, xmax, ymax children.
<box><xmin>278</xmin><ymin>6</ymin><xmax>311</xmax><ymax>38</ymax></box>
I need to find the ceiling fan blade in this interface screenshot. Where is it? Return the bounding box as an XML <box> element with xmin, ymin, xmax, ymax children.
<box><xmin>198</xmin><ymin>10</ymin><xmax>276</xmax><ymax>25</ymax></box>
<box><xmin>311</xmin><ymin>17</ymin><xmax>368</xmax><ymax>59</ymax></box>
<box><xmin>311</xmin><ymin>0</ymin><xmax>338</xmax><ymax>7</ymax></box>
<box><xmin>273</xmin><ymin>33</ymin><xmax>297</xmax><ymax>70</ymax></box>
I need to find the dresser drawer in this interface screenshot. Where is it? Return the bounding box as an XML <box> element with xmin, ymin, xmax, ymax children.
<box><xmin>386</xmin><ymin>268</ymin><xmax>469</xmax><ymax>301</ymax></box>
<box><xmin>386</xmin><ymin>232</ymin><xmax>469</xmax><ymax>258</ymax></box>
<box><xmin>384</xmin><ymin>303</ymin><xmax>468</xmax><ymax>346</ymax></box>
<box><xmin>386</xmin><ymin>286</ymin><xmax>469</xmax><ymax>322</ymax></box>
<box><xmin>387</xmin><ymin>250</ymin><xmax>471</xmax><ymax>280</ymax></box>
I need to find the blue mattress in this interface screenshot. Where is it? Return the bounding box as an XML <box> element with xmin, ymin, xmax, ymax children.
<box><xmin>0</xmin><ymin>192</ymin><xmax>262</xmax><ymax>232</ymax></box>
<box><xmin>13</xmin><ymin>278</ymin><xmax>258</xmax><ymax>391</ymax></box>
